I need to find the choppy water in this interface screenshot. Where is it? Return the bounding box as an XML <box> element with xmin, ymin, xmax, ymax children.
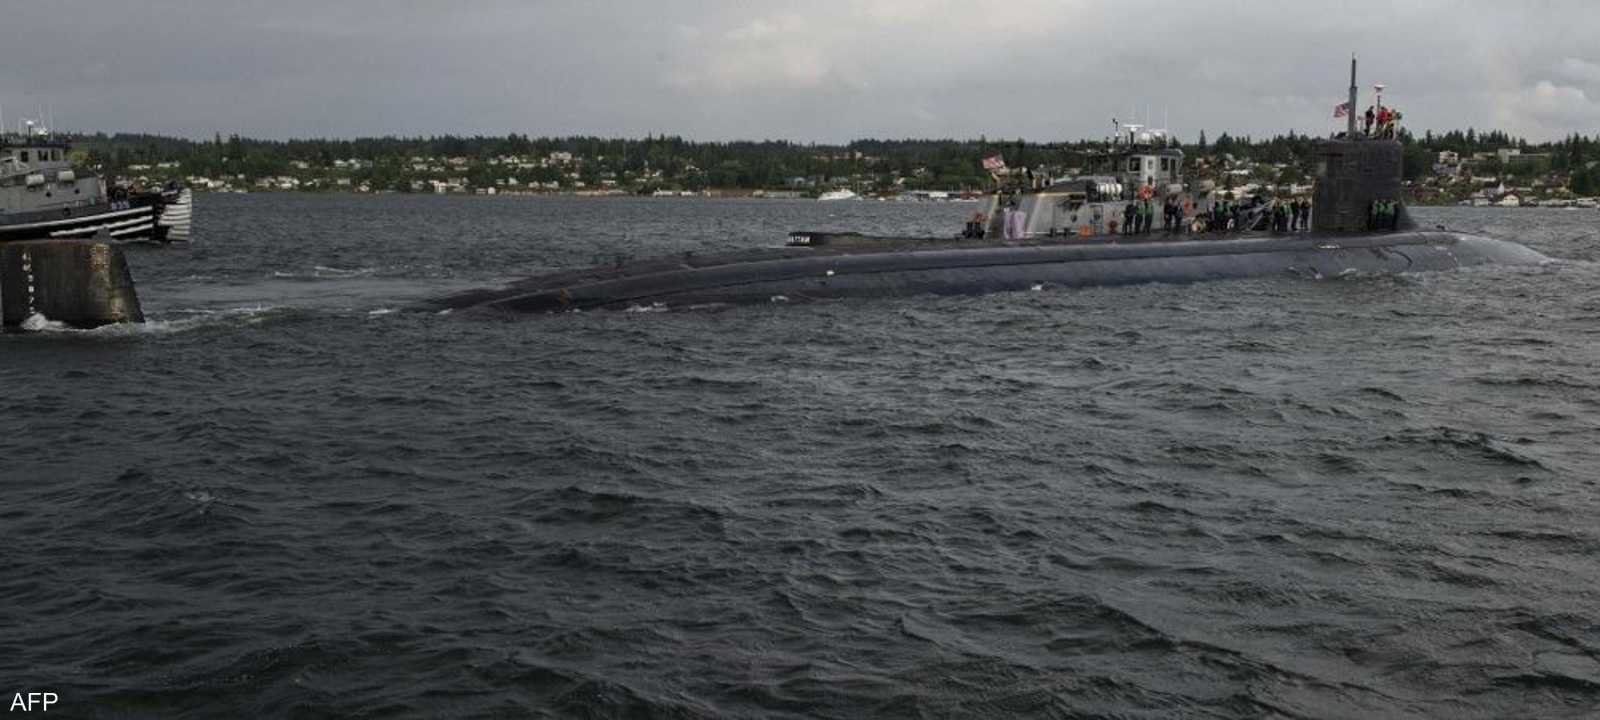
<box><xmin>3</xmin><ymin>194</ymin><xmax>1599</xmax><ymax>718</ymax></box>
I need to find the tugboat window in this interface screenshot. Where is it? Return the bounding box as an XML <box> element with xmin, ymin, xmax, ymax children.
<box><xmin>20</xmin><ymin>151</ymin><xmax>30</xmax><ymax>163</ymax></box>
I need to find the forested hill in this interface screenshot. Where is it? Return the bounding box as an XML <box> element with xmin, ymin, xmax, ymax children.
<box><xmin>57</xmin><ymin>128</ymin><xmax>1600</xmax><ymax>198</ymax></box>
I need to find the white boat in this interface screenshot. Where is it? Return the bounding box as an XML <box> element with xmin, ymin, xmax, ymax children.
<box><xmin>817</xmin><ymin>189</ymin><xmax>859</xmax><ymax>202</ymax></box>
<box><xmin>1</xmin><ymin>120</ymin><xmax>193</xmax><ymax>244</ymax></box>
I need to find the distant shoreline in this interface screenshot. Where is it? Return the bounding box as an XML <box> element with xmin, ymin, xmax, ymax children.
<box><xmin>191</xmin><ymin>188</ymin><xmax>988</xmax><ymax>202</ymax></box>
<box><xmin>187</xmin><ymin>189</ymin><xmax>1600</xmax><ymax>210</ymax></box>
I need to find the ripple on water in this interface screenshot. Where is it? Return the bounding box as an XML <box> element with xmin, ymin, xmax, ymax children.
<box><xmin>3</xmin><ymin>199</ymin><xmax>1598</xmax><ymax>718</ymax></box>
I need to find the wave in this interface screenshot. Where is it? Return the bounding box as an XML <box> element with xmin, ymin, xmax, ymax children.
<box><xmin>1472</xmin><ymin>374</ymin><xmax>1597</xmax><ymax>390</ymax></box>
<box><xmin>1384</xmin><ymin>426</ymin><xmax>1552</xmax><ymax>470</ymax></box>
<box><xmin>269</xmin><ymin>265</ymin><xmax>380</xmax><ymax>280</ymax></box>
<box><xmin>2</xmin><ymin>305</ymin><xmax>296</xmax><ymax>338</ymax></box>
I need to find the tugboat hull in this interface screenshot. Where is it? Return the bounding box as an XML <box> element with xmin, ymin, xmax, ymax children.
<box><xmin>0</xmin><ymin>200</ymin><xmax>167</xmax><ymax>244</ymax></box>
<box><xmin>0</xmin><ymin>239</ymin><xmax>144</xmax><ymax>328</ymax></box>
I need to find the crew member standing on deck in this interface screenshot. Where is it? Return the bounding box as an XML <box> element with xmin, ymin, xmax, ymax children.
<box><xmin>964</xmin><ymin>212</ymin><xmax>986</xmax><ymax>239</ymax></box>
<box><xmin>1007</xmin><ymin>203</ymin><xmax>1028</xmax><ymax>239</ymax></box>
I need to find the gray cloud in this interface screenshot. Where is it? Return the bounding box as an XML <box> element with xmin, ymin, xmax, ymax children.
<box><xmin>2</xmin><ymin>0</ymin><xmax>1598</xmax><ymax>141</ymax></box>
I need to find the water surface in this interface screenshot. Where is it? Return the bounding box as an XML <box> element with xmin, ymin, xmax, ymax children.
<box><xmin>3</xmin><ymin>195</ymin><xmax>1598</xmax><ymax>718</ymax></box>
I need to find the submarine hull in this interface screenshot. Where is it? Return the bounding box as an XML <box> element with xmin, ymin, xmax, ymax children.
<box><xmin>419</xmin><ymin>231</ymin><xmax>1549</xmax><ymax>314</ymax></box>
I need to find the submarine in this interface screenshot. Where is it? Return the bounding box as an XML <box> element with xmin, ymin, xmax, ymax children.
<box><xmin>418</xmin><ymin>60</ymin><xmax>1548</xmax><ymax>316</ymax></box>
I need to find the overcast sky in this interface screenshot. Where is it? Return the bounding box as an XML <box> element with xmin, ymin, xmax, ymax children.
<box><xmin>3</xmin><ymin>1</ymin><xmax>1598</xmax><ymax>143</ymax></box>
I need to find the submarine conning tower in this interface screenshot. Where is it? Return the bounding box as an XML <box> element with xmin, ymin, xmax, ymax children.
<box><xmin>1312</xmin><ymin>54</ymin><xmax>1413</xmax><ymax>233</ymax></box>
<box><xmin>1311</xmin><ymin>138</ymin><xmax>1412</xmax><ymax>232</ymax></box>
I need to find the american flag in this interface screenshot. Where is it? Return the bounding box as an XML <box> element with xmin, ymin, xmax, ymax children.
<box><xmin>1333</xmin><ymin>102</ymin><xmax>1351</xmax><ymax>119</ymax></box>
<box><xmin>981</xmin><ymin>155</ymin><xmax>1006</xmax><ymax>172</ymax></box>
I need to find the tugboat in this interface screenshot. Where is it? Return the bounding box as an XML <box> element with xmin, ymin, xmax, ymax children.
<box><xmin>417</xmin><ymin>59</ymin><xmax>1549</xmax><ymax>315</ymax></box>
<box><xmin>0</xmin><ymin>120</ymin><xmax>191</xmax><ymax>244</ymax></box>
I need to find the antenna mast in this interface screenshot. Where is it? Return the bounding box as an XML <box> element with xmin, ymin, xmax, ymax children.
<box><xmin>1348</xmin><ymin>55</ymin><xmax>1359</xmax><ymax>138</ymax></box>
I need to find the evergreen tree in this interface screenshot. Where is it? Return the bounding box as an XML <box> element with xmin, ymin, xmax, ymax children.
<box><xmin>1572</xmin><ymin>167</ymin><xmax>1595</xmax><ymax>196</ymax></box>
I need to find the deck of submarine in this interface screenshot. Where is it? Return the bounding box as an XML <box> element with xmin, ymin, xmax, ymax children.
<box><xmin>421</xmin><ymin>229</ymin><xmax>1455</xmax><ymax>311</ymax></box>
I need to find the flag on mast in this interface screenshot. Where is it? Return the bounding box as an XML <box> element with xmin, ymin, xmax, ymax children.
<box><xmin>1333</xmin><ymin>102</ymin><xmax>1352</xmax><ymax>119</ymax></box>
<box><xmin>981</xmin><ymin>155</ymin><xmax>1007</xmax><ymax>172</ymax></box>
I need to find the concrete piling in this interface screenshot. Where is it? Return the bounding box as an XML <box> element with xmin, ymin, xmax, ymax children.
<box><xmin>1</xmin><ymin>239</ymin><xmax>144</xmax><ymax>329</ymax></box>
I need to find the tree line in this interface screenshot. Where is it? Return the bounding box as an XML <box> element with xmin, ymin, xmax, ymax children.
<box><xmin>61</xmin><ymin>128</ymin><xmax>1600</xmax><ymax>192</ymax></box>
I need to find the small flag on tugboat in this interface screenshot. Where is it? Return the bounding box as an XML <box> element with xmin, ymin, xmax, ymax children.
<box><xmin>1333</xmin><ymin>102</ymin><xmax>1351</xmax><ymax>118</ymax></box>
<box><xmin>981</xmin><ymin>155</ymin><xmax>1007</xmax><ymax>172</ymax></box>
